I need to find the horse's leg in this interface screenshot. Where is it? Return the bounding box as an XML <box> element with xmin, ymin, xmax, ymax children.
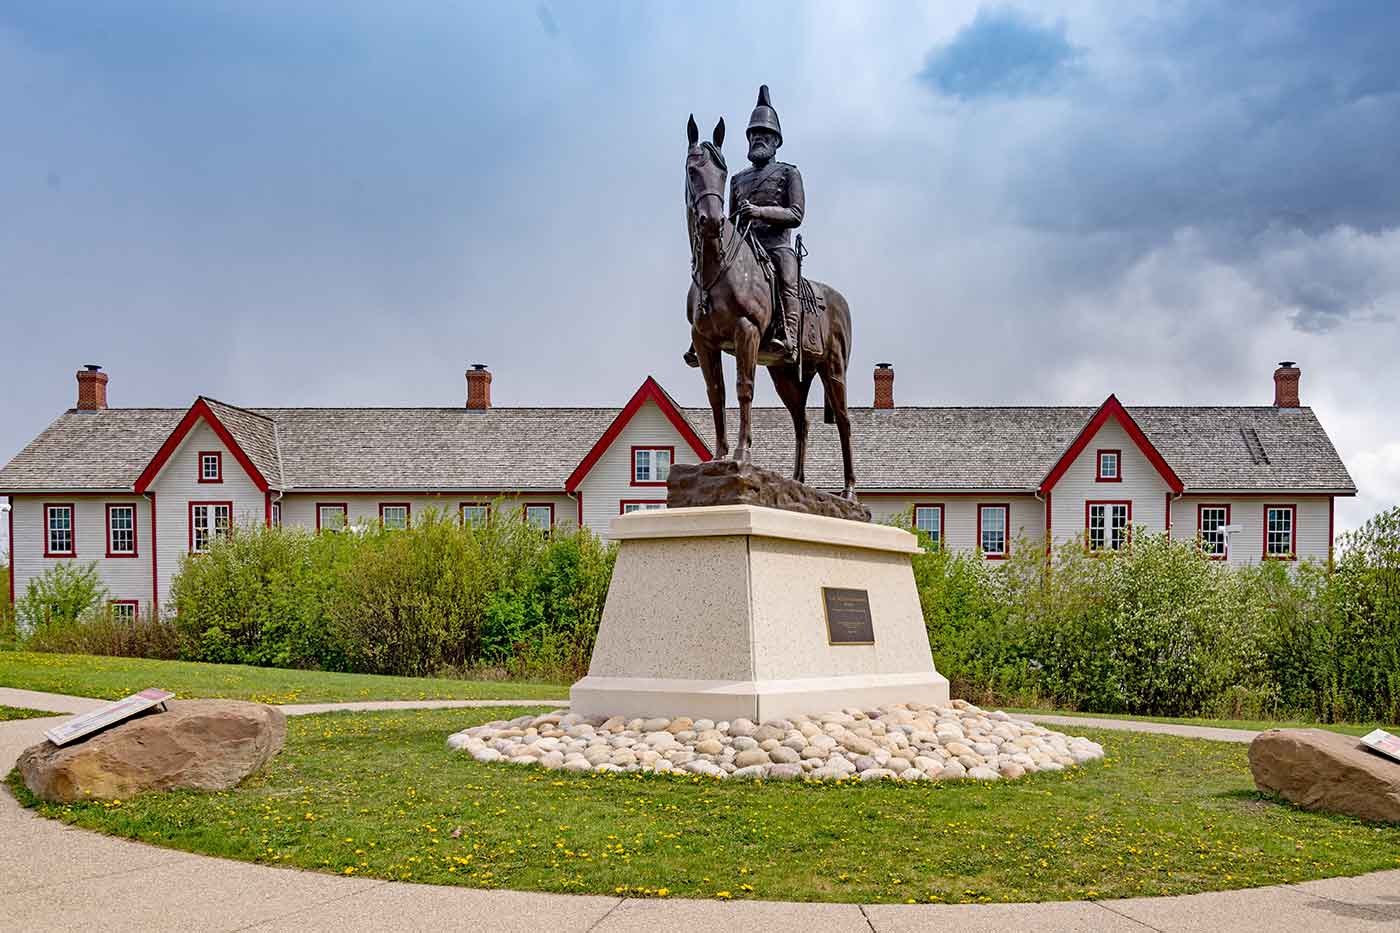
<box><xmin>768</xmin><ymin>364</ymin><xmax>810</xmax><ymax>483</ymax></box>
<box><xmin>696</xmin><ymin>339</ymin><xmax>728</xmax><ymax>461</ymax></box>
<box><xmin>821</xmin><ymin>364</ymin><xmax>857</xmax><ymax>498</ymax></box>
<box><xmin>732</xmin><ymin>317</ymin><xmax>760</xmax><ymax>462</ymax></box>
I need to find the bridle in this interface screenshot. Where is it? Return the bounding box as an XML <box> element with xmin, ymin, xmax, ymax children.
<box><xmin>686</xmin><ymin>144</ymin><xmax>747</xmax><ymax>312</ymax></box>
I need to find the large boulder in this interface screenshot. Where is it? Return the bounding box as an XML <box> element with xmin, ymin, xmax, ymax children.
<box><xmin>17</xmin><ymin>699</ymin><xmax>286</xmax><ymax>803</ymax></box>
<box><xmin>1248</xmin><ymin>728</ymin><xmax>1400</xmax><ymax>823</ymax></box>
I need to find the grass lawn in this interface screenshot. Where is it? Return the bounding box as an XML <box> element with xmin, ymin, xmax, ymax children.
<box><xmin>0</xmin><ymin>705</ymin><xmax>55</xmax><ymax>722</ymax></box>
<box><xmin>1010</xmin><ymin>708</ymin><xmax>1399</xmax><ymax>738</ymax></box>
<box><xmin>11</xmin><ymin>707</ymin><xmax>1400</xmax><ymax>904</ymax></box>
<box><xmin>0</xmin><ymin>652</ymin><xmax>568</xmax><ymax>704</ymax></box>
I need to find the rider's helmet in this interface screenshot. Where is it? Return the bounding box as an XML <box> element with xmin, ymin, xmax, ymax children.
<box><xmin>746</xmin><ymin>85</ymin><xmax>782</xmax><ymax>146</ymax></box>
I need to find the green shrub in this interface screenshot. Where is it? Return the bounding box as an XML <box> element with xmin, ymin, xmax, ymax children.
<box><xmin>25</xmin><ymin>602</ymin><xmax>182</xmax><ymax>659</ymax></box>
<box><xmin>0</xmin><ymin>558</ymin><xmax>15</xmax><ymax>650</ymax></box>
<box><xmin>16</xmin><ymin>561</ymin><xmax>107</xmax><ymax>636</ymax></box>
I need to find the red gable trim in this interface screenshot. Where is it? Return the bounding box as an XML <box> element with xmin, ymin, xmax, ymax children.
<box><xmin>1038</xmin><ymin>395</ymin><xmax>1183</xmax><ymax>495</ymax></box>
<box><xmin>564</xmin><ymin>376</ymin><xmax>712</xmax><ymax>492</ymax></box>
<box><xmin>134</xmin><ymin>398</ymin><xmax>271</xmax><ymax>494</ymax></box>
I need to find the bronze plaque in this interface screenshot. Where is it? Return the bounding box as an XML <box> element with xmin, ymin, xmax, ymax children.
<box><xmin>822</xmin><ymin>587</ymin><xmax>874</xmax><ymax>645</ymax></box>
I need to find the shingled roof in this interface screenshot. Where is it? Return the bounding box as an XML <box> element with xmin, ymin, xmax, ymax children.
<box><xmin>0</xmin><ymin>391</ymin><xmax>1356</xmax><ymax>495</ymax></box>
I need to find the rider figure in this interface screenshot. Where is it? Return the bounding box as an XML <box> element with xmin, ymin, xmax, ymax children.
<box><xmin>685</xmin><ymin>85</ymin><xmax>804</xmax><ymax>368</ymax></box>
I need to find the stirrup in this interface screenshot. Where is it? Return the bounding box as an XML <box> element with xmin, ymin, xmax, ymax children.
<box><xmin>683</xmin><ymin>348</ymin><xmax>700</xmax><ymax>368</ymax></box>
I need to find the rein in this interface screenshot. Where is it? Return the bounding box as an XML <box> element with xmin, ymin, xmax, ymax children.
<box><xmin>686</xmin><ymin>148</ymin><xmax>748</xmax><ymax>313</ymax></box>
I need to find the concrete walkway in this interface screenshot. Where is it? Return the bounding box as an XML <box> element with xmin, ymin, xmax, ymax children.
<box><xmin>2</xmin><ymin>690</ymin><xmax>1398</xmax><ymax>931</ymax></box>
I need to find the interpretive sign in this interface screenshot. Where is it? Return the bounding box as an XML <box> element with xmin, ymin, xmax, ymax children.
<box><xmin>823</xmin><ymin>587</ymin><xmax>874</xmax><ymax>645</ymax></box>
<box><xmin>44</xmin><ymin>688</ymin><xmax>175</xmax><ymax>747</ymax></box>
<box><xmin>1361</xmin><ymin>729</ymin><xmax>1400</xmax><ymax>765</ymax></box>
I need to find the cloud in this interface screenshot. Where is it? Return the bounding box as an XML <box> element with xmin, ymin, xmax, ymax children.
<box><xmin>917</xmin><ymin>7</ymin><xmax>1079</xmax><ymax>100</ymax></box>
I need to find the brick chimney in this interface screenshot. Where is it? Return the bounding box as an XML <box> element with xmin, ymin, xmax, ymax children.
<box><xmin>874</xmin><ymin>363</ymin><xmax>894</xmax><ymax>409</ymax></box>
<box><xmin>1273</xmin><ymin>361</ymin><xmax>1301</xmax><ymax>407</ymax></box>
<box><xmin>466</xmin><ymin>363</ymin><xmax>492</xmax><ymax>410</ymax></box>
<box><xmin>76</xmin><ymin>364</ymin><xmax>108</xmax><ymax>411</ymax></box>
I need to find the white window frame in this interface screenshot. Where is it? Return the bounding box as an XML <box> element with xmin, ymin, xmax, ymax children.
<box><xmin>914</xmin><ymin>505</ymin><xmax>943</xmax><ymax>548</ymax></box>
<box><xmin>524</xmin><ymin>504</ymin><xmax>553</xmax><ymax>530</ymax></box>
<box><xmin>1097</xmin><ymin>451</ymin><xmax>1120</xmax><ymax>481</ymax></box>
<box><xmin>621</xmin><ymin>501</ymin><xmax>666</xmax><ymax>514</ymax></box>
<box><xmin>979</xmin><ymin>505</ymin><xmax>1008</xmax><ymax>558</ymax></box>
<box><xmin>107</xmin><ymin>504</ymin><xmax>136</xmax><ymax>555</ymax></box>
<box><xmin>1265</xmin><ymin>505</ymin><xmax>1296</xmax><ymax>559</ymax></box>
<box><xmin>190</xmin><ymin>502</ymin><xmax>232</xmax><ymax>553</ymax></box>
<box><xmin>45</xmin><ymin>504</ymin><xmax>76</xmax><ymax>557</ymax></box>
<box><xmin>199</xmin><ymin>452</ymin><xmax>222</xmax><ymax>482</ymax></box>
<box><xmin>380</xmin><ymin>504</ymin><xmax>410</xmax><ymax>531</ymax></box>
<box><xmin>110</xmin><ymin>601</ymin><xmax>137</xmax><ymax>623</ymax></box>
<box><xmin>1087</xmin><ymin>502</ymin><xmax>1130</xmax><ymax>551</ymax></box>
<box><xmin>1198</xmin><ymin>505</ymin><xmax>1229</xmax><ymax>558</ymax></box>
<box><xmin>632</xmin><ymin>447</ymin><xmax>673</xmax><ymax>484</ymax></box>
<box><xmin>461</xmin><ymin>504</ymin><xmax>489</xmax><ymax>527</ymax></box>
<box><xmin>270</xmin><ymin>502</ymin><xmax>282</xmax><ymax>528</ymax></box>
<box><xmin>317</xmin><ymin>504</ymin><xmax>348</xmax><ymax>533</ymax></box>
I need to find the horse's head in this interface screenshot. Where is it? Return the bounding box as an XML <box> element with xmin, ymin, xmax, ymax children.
<box><xmin>686</xmin><ymin>114</ymin><xmax>727</xmax><ymax>239</ymax></box>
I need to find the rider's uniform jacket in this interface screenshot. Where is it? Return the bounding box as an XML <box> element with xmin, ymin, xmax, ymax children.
<box><xmin>729</xmin><ymin>161</ymin><xmax>805</xmax><ymax>252</ymax></box>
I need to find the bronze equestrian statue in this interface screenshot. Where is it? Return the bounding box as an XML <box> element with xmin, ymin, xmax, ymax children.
<box><xmin>683</xmin><ymin>85</ymin><xmax>858</xmax><ymax>499</ymax></box>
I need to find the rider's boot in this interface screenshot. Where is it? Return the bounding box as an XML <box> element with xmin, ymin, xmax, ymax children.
<box><xmin>777</xmin><ymin>287</ymin><xmax>801</xmax><ymax>365</ymax></box>
<box><xmin>683</xmin><ymin>345</ymin><xmax>700</xmax><ymax>368</ymax></box>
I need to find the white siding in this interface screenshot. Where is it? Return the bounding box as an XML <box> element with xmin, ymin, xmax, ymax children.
<box><xmin>575</xmin><ymin>401</ymin><xmax>703</xmax><ymax>537</ymax></box>
<box><xmin>9</xmin><ymin>495</ymin><xmax>155</xmax><ymax>613</ymax></box>
<box><xmin>149</xmin><ymin>423</ymin><xmax>265</xmax><ymax>602</ymax></box>
<box><xmin>1170</xmin><ymin>495</ymin><xmax>1332</xmax><ymax>566</ymax></box>
<box><xmin>276</xmin><ymin>493</ymin><xmax>576</xmax><ymax>531</ymax></box>
<box><xmin>1049</xmin><ymin>419</ymin><xmax>1170</xmax><ymax>546</ymax></box>
<box><xmin>865</xmin><ymin>495</ymin><xmax>1045</xmax><ymax>557</ymax></box>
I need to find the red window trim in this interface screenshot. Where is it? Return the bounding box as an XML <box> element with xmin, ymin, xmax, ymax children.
<box><xmin>619</xmin><ymin>499</ymin><xmax>666</xmax><ymax>514</ymax></box>
<box><xmin>913</xmin><ymin>502</ymin><xmax>945</xmax><ymax>548</ymax></box>
<box><xmin>1263</xmin><ymin>503</ymin><xmax>1298</xmax><ymax>561</ymax></box>
<box><xmin>976</xmin><ymin>503</ymin><xmax>1010</xmax><ymax>560</ymax></box>
<box><xmin>630</xmin><ymin>445</ymin><xmax>676</xmax><ymax>487</ymax></box>
<box><xmin>523</xmin><ymin>502</ymin><xmax>555</xmax><ymax>529</ymax></box>
<box><xmin>1196</xmin><ymin>503</ymin><xmax>1231</xmax><ymax>560</ymax></box>
<box><xmin>43</xmin><ymin>502</ymin><xmax>77</xmax><ymax>558</ymax></box>
<box><xmin>188</xmin><ymin>500</ymin><xmax>234</xmax><ymax>554</ymax></box>
<box><xmin>197</xmin><ymin>450</ymin><xmax>224</xmax><ymax>484</ymax></box>
<box><xmin>105</xmin><ymin>502</ymin><xmax>139</xmax><ymax>558</ymax></box>
<box><xmin>315</xmin><ymin>502</ymin><xmax>350</xmax><ymax>533</ymax></box>
<box><xmin>1095</xmin><ymin>449</ymin><xmax>1123</xmax><ymax>483</ymax></box>
<box><xmin>1085</xmin><ymin>499</ymin><xmax>1133</xmax><ymax>552</ymax></box>
<box><xmin>459</xmin><ymin>501</ymin><xmax>491</xmax><ymax>526</ymax></box>
<box><xmin>109</xmin><ymin>599</ymin><xmax>140</xmax><ymax>622</ymax></box>
<box><xmin>378</xmin><ymin>502</ymin><xmax>412</xmax><ymax>528</ymax></box>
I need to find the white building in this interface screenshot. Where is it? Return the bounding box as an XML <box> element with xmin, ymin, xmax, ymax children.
<box><xmin>1</xmin><ymin>362</ymin><xmax>1356</xmax><ymax>618</ymax></box>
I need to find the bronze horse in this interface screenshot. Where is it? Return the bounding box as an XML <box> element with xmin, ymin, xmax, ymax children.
<box><xmin>684</xmin><ymin>116</ymin><xmax>858</xmax><ymax>498</ymax></box>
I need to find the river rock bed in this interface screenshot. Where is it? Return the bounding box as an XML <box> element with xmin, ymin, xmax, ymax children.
<box><xmin>446</xmin><ymin>700</ymin><xmax>1104</xmax><ymax>782</ymax></box>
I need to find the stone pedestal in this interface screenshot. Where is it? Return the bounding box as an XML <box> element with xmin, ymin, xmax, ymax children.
<box><xmin>570</xmin><ymin>505</ymin><xmax>949</xmax><ymax>721</ymax></box>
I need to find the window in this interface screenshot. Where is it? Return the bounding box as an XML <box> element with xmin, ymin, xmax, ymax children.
<box><xmin>316</xmin><ymin>503</ymin><xmax>348</xmax><ymax>533</ymax></box>
<box><xmin>460</xmin><ymin>503</ymin><xmax>490</xmax><ymax>527</ymax></box>
<box><xmin>106</xmin><ymin>504</ymin><xmax>137</xmax><ymax>557</ymax></box>
<box><xmin>379</xmin><ymin>503</ymin><xmax>410</xmax><ymax>530</ymax></box>
<box><xmin>913</xmin><ymin>504</ymin><xmax>943</xmax><ymax>548</ymax></box>
<box><xmin>270</xmin><ymin>502</ymin><xmax>282</xmax><ymax>528</ymax></box>
<box><xmin>1265</xmin><ymin>505</ymin><xmax>1296</xmax><ymax>559</ymax></box>
<box><xmin>44</xmin><ymin>504</ymin><xmax>76</xmax><ymax>557</ymax></box>
<box><xmin>524</xmin><ymin>503</ymin><xmax>554</xmax><ymax>530</ymax></box>
<box><xmin>1087</xmin><ymin>501</ymin><xmax>1131</xmax><ymax>551</ymax></box>
<box><xmin>978</xmin><ymin>504</ymin><xmax>1009</xmax><ymax>558</ymax></box>
<box><xmin>190</xmin><ymin>502</ymin><xmax>232</xmax><ymax>553</ymax></box>
<box><xmin>198</xmin><ymin>451</ymin><xmax>223</xmax><ymax>483</ymax></box>
<box><xmin>1198</xmin><ymin>504</ymin><xmax>1230</xmax><ymax>559</ymax></box>
<box><xmin>621</xmin><ymin>500</ymin><xmax>666</xmax><ymax>514</ymax></box>
<box><xmin>632</xmin><ymin>446</ymin><xmax>673</xmax><ymax>485</ymax></box>
<box><xmin>110</xmin><ymin>600</ymin><xmax>138</xmax><ymax>623</ymax></box>
<box><xmin>1096</xmin><ymin>449</ymin><xmax>1121</xmax><ymax>482</ymax></box>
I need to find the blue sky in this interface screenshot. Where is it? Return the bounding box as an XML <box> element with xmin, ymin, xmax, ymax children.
<box><xmin>1</xmin><ymin>1</ymin><xmax>1397</xmax><ymax>532</ymax></box>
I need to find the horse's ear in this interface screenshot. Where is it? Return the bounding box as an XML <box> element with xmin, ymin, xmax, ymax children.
<box><xmin>687</xmin><ymin>114</ymin><xmax>699</xmax><ymax>146</ymax></box>
<box><xmin>712</xmin><ymin>117</ymin><xmax>725</xmax><ymax>149</ymax></box>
